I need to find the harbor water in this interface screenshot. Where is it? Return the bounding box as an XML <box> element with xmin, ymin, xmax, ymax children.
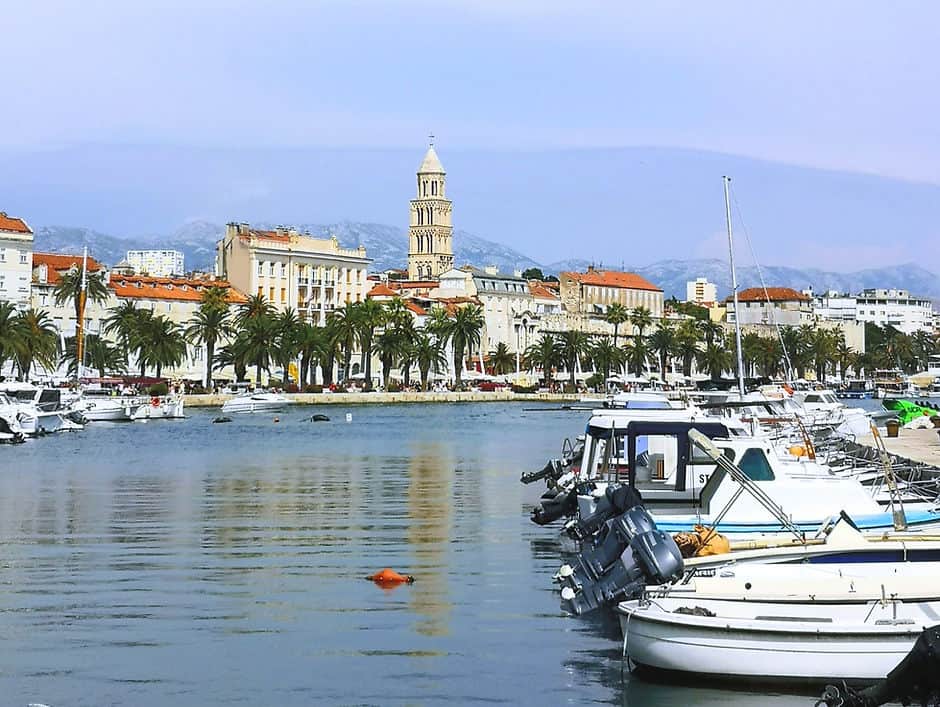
<box><xmin>0</xmin><ymin>402</ymin><xmax>846</xmax><ymax>706</ymax></box>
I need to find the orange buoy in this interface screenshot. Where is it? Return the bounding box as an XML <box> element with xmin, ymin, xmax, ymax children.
<box><xmin>367</xmin><ymin>568</ymin><xmax>415</xmax><ymax>585</ymax></box>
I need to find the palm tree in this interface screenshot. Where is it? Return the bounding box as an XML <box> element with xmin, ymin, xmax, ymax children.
<box><xmin>62</xmin><ymin>333</ymin><xmax>125</xmax><ymax>377</ymax></box>
<box><xmin>200</xmin><ymin>285</ymin><xmax>231</xmax><ymax>312</ymax></box>
<box><xmin>410</xmin><ymin>330</ymin><xmax>447</xmax><ymax>391</ymax></box>
<box><xmin>756</xmin><ymin>336</ymin><xmax>784</xmax><ymax>378</ymax></box>
<box><xmin>356</xmin><ymin>298</ymin><xmax>386</xmax><ymax>387</ymax></box>
<box><xmin>445</xmin><ymin>304</ymin><xmax>484</xmax><ymax>388</ymax></box>
<box><xmin>215</xmin><ymin>335</ymin><xmax>249</xmax><ymax>383</ymax></box>
<box><xmin>273</xmin><ymin>307</ymin><xmax>302</xmax><ymax>384</ymax></box>
<box><xmin>558</xmin><ymin>330</ymin><xmax>589</xmax><ymax>386</ymax></box>
<box><xmin>330</xmin><ymin>303</ymin><xmax>361</xmax><ymax>383</ymax></box>
<box><xmin>835</xmin><ymin>340</ymin><xmax>856</xmax><ymax>381</ymax></box>
<box><xmin>53</xmin><ymin>266</ymin><xmax>110</xmax><ymax>332</ymax></box>
<box><xmin>698</xmin><ymin>340</ymin><xmax>733</xmax><ymax>382</ymax></box>
<box><xmin>0</xmin><ymin>301</ymin><xmax>18</xmax><ymax>375</ymax></box>
<box><xmin>319</xmin><ymin>318</ymin><xmax>343</xmax><ymax>387</ymax></box>
<box><xmin>700</xmin><ymin>319</ymin><xmax>724</xmax><ymax>347</ymax></box>
<box><xmin>12</xmin><ymin>309</ymin><xmax>60</xmax><ymax>381</ymax></box>
<box><xmin>236</xmin><ymin>293</ymin><xmax>275</xmax><ymax>326</ymax></box>
<box><xmin>524</xmin><ymin>333</ymin><xmax>562</xmax><ymax>387</ymax></box>
<box><xmin>185</xmin><ymin>298</ymin><xmax>233</xmax><ymax>390</ymax></box>
<box><xmin>675</xmin><ymin>319</ymin><xmax>702</xmax><ymax>378</ymax></box>
<box><xmin>295</xmin><ymin>323</ymin><xmax>324</xmax><ymax>387</ymax></box>
<box><xmin>372</xmin><ymin>328</ymin><xmax>407</xmax><ymax>389</ymax></box>
<box><xmin>780</xmin><ymin>325</ymin><xmax>809</xmax><ymax>380</ymax></box>
<box><xmin>648</xmin><ymin>321</ymin><xmax>677</xmax><ymax>380</ymax></box>
<box><xmin>605</xmin><ymin>302</ymin><xmax>629</xmax><ymax>347</ymax></box>
<box><xmin>103</xmin><ymin>300</ymin><xmax>142</xmax><ymax>366</ymax></box>
<box><xmin>630</xmin><ymin>306</ymin><xmax>653</xmax><ymax>339</ymax></box>
<box><xmin>137</xmin><ymin>315</ymin><xmax>186</xmax><ymax>378</ymax></box>
<box><xmin>740</xmin><ymin>331</ymin><xmax>764</xmax><ymax>379</ymax></box>
<box><xmin>623</xmin><ymin>336</ymin><xmax>654</xmax><ymax>378</ymax></box>
<box><xmin>589</xmin><ymin>337</ymin><xmax>626</xmax><ymax>384</ymax></box>
<box><xmin>488</xmin><ymin>342</ymin><xmax>515</xmax><ymax>375</ymax></box>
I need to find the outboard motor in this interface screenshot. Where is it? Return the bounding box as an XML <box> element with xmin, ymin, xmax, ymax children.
<box><xmin>557</xmin><ymin>506</ymin><xmax>684</xmax><ymax>616</ymax></box>
<box><xmin>530</xmin><ymin>486</ymin><xmax>579</xmax><ymax>525</ymax></box>
<box><xmin>565</xmin><ymin>484</ymin><xmax>644</xmax><ymax>543</ymax></box>
<box><xmin>521</xmin><ymin>458</ymin><xmax>565</xmax><ymax>486</ymax></box>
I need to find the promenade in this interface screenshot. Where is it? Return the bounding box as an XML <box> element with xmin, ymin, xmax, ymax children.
<box><xmin>858</xmin><ymin>427</ymin><xmax>940</xmax><ymax>466</ymax></box>
<box><xmin>183</xmin><ymin>391</ymin><xmax>584</xmax><ymax>408</ymax></box>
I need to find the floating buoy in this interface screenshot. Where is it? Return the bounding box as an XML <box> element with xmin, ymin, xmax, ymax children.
<box><xmin>273</xmin><ymin>417</ymin><xmax>280</xmax><ymax>423</ymax></box>
<box><xmin>212</xmin><ymin>416</ymin><xmax>232</xmax><ymax>424</ymax></box>
<box><xmin>311</xmin><ymin>414</ymin><xmax>330</xmax><ymax>422</ymax></box>
<box><xmin>345</xmin><ymin>413</ymin><xmax>352</xmax><ymax>423</ymax></box>
<box><xmin>366</xmin><ymin>568</ymin><xmax>415</xmax><ymax>586</ymax></box>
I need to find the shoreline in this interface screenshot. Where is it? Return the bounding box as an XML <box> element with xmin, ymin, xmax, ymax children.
<box><xmin>182</xmin><ymin>391</ymin><xmax>584</xmax><ymax>408</ymax></box>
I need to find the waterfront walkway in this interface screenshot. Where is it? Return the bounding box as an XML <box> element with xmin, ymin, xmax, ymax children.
<box><xmin>858</xmin><ymin>428</ymin><xmax>940</xmax><ymax>466</ymax></box>
<box><xmin>184</xmin><ymin>391</ymin><xmax>584</xmax><ymax>408</ymax></box>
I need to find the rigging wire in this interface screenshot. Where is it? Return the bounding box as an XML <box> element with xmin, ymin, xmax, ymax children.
<box><xmin>729</xmin><ymin>185</ymin><xmax>795</xmax><ymax>382</ymax></box>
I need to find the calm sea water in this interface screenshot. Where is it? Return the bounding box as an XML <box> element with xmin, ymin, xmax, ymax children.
<box><xmin>0</xmin><ymin>403</ymin><xmax>833</xmax><ymax>706</ymax></box>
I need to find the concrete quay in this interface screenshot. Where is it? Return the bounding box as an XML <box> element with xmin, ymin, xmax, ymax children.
<box><xmin>183</xmin><ymin>391</ymin><xmax>584</xmax><ymax>408</ymax></box>
<box><xmin>858</xmin><ymin>428</ymin><xmax>940</xmax><ymax>466</ymax></box>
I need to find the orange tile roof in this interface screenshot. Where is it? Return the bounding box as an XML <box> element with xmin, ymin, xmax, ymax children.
<box><xmin>238</xmin><ymin>228</ymin><xmax>292</xmax><ymax>243</ymax></box>
<box><xmin>32</xmin><ymin>252</ymin><xmax>104</xmax><ymax>284</ymax></box>
<box><xmin>562</xmin><ymin>270</ymin><xmax>662</xmax><ymax>292</ymax></box>
<box><xmin>0</xmin><ymin>212</ymin><xmax>31</xmax><ymax>234</ymax></box>
<box><xmin>110</xmin><ymin>275</ymin><xmax>247</xmax><ymax>304</ymax></box>
<box><xmin>730</xmin><ymin>287</ymin><xmax>810</xmax><ymax>303</ymax></box>
<box><xmin>528</xmin><ymin>281</ymin><xmax>560</xmax><ymax>299</ymax></box>
<box><xmin>367</xmin><ymin>283</ymin><xmax>398</xmax><ymax>298</ymax></box>
<box><xmin>404</xmin><ymin>300</ymin><xmax>427</xmax><ymax>316</ymax></box>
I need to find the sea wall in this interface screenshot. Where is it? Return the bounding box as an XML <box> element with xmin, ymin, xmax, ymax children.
<box><xmin>183</xmin><ymin>391</ymin><xmax>584</xmax><ymax>408</ymax></box>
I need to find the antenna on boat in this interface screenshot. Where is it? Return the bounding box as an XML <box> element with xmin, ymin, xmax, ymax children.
<box><xmin>723</xmin><ymin>177</ymin><xmax>746</xmax><ymax>398</ymax></box>
<box><xmin>76</xmin><ymin>245</ymin><xmax>88</xmax><ymax>383</ymax></box>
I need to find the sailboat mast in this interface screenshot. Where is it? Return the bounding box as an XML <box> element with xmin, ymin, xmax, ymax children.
<box><xmin>723</xmin><ymin>176</ymin><xmax>746</xmax><ymax>398</ymax></box>
<box><xmin>76</xmin><ymin>246</ymin><xmax>88</xmax><ymax>381</ymax></box>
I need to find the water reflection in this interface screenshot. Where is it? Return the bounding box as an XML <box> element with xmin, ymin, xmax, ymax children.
<box><xmin>407</xmin><ymin>443</ymin><xmax>453</xmax><ymax>637</ymax></box>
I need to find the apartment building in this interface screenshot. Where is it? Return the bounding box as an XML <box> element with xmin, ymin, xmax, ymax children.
<box><xmin>216</xmin><ymin>223</ymin><xmax>371</xmax><ymax>324</ymax></box>
<box><xmin>126</xmin><ymin>249</ymin><xmax>185</xmax><ymax>277</ymax></box>
<box><xmin>0</xmin><ymin>212</ymin><xmax>34</xmax><ymax>310</ymax></box>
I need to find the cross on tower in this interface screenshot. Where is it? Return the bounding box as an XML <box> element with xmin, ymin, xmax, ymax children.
<box><xmin>428</xmin><ymin>132</ymin><xmax>435</xmax><ymax>146</ymax></box>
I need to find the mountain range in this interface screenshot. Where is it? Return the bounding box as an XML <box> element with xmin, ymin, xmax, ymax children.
<box><xmin>32</xmin><ymin>221</ymin><xmax>939</xmax><ymax>301</ymax></box>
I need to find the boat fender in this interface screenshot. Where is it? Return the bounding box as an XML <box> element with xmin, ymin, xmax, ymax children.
<box><xmin>212</xmin><ymin>416</ymin><xmax>232</xmax><ymax>424</ymax></box>
<box><xmin>311</xmin><ymin>414</ymin><xmax>330</xmax><ymax>422</ymax></box>
<box><xmin>151</xmin><ymin>397</ymin><xmax>160</xmax><ymax>407</ymax></box>
<box><xmin>366</xmin><ymin>568</ymin><xmax>415</xmax><ymax>586</ymax></box>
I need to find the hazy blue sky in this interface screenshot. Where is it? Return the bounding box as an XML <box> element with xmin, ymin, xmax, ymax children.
<box><xmin>3</xmin><ymin>2</ymin><xmax>940</xmax><ymax>270</ymax></box>
<box><xmin>4</xmin><ymin>1</ymin><xmax>939</xmax><ymax>180</ymax></box>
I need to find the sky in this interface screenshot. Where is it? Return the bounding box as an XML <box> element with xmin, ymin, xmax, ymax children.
<box><xmin>3</xmin><ymin>1</ymin><xmax>940</xmax><ymax>269</ymax></box>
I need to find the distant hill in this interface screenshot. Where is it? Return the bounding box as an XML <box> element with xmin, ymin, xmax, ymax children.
<box><xmin>32</xmin><ymin>222</ymin><xmax>940</xmax><ymax>301</ymax></box>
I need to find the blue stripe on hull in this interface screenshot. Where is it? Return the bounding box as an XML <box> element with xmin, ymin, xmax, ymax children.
<box><xmin>653</xmin><ymin>509</ymin><xmax>940</xmax><ymax>535</ymax></box>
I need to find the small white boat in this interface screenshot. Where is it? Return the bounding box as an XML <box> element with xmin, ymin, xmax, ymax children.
<box><xmin>221</xmin><ymin>391</ymin><xmax>291</xmax><ymax>414</ymax></box>
<box><xmin>618</xmin><ymin>593</ymin><xmax>925</xmax><ymax>682</ymax></box>
<box><xmin>130</xmin><ymin>395</ymin><xmax>185</xmax><ymax>420</ymax></box>
<box><xmin>74</xmin><ymin>391</ymin><xmax>145</xmax><ymax>422</ymax></box>
<box><xmin>0</xmin><ymin>383</ymin><xmax>81</xmax><ymax>434</ymax></box>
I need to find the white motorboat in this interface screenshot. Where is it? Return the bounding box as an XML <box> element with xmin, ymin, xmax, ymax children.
<box><xmin>0</xmin><ymin>383</ymin><xmax>82</xmax><ymax>434</ymax></box>
<box><xmin>617</xmin><ymin>556</ymin><xmax>940</xmax><ymax>682</ymax></box>
<box><xmin>221</xmin><ymin>391</ymin><xmax>292</xmax><ymax>414</ymax></box>
<box><xmin>73</xmin><ymin>389</ymin><xmax>145</xmax><ymax>422</ymax></box>
<box><xmin>130</xmin><ymin>395</ymin><xmax>185</xmax><ymax>420</ymax></box>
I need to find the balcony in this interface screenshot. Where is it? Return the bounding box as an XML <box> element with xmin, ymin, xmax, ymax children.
<box><xmin>297</xmin><ymin>277</ymin><xmax>310</xmax><ymax>286</ymax></box>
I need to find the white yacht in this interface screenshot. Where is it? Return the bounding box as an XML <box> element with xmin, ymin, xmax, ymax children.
<box><xmin>73</xmin><ymin>389</ymin><xmax>146</xmax><ymax>422</ymax></box>
<box><xmin>130</xmin><ymin>395</ymin><xmax>185</xmax><ymax>420</ymax></box>
<box><xmin>221</xmin><ymin>391</ymin><xmax>292</xmax><ymax>414</ymax></box>
<box><xmin>0</xmin><ymin>382</ymin><xmax>82</xmax><ymax>434</ymax></box>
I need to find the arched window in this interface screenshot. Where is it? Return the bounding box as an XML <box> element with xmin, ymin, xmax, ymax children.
<box><xmin>432</xmin><ymin>181</ymin><xmax>437</xmax><ymax>196</ymax></box>
<box><xmin>427</xmin><ymin>206</ymin><xmax>433</xmax><ymax>225</ymax></box>
<box><xmin>423</xmin><ymin>180</ymin><xmax>428</xmax><ymax>196</ymax></box>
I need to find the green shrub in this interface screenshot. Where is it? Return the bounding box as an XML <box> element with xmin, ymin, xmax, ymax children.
<box><xmin>303</xmin><ymin>384</ymin><xmax>323</xmax><ymax>393</ymax></box>
<box><xmin>511</xmin><ymin>384</ymin><xmax>538</xmax><ymax>394</ymax></box>
<box><xmin>387</xmin><ymin>381</ymin><xmax>402</xmax><ymax>392</ymax></box>
<box><xmin>585</xmin><ymin>373</ymin><xmax>604</xmax><ymax>389</ymax></box>
<box><xmin>147</xmin><ymin>383</ymin><xmax>169</xmax><ymax>396</ymax></box>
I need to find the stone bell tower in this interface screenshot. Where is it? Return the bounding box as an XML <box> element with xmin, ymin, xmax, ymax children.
<box><xmin>407</xmin><ymin>138</ymin><xmax>454</xmax><ymax>280</ymax></box>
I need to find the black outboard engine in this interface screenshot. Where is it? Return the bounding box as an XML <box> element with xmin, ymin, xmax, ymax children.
<box><xmin>521</xmin><ymin>458</ymin><xmax>565</xmax><ymax>486</ymax></box>
<box><xmin>530</xmin><ymin>486</ymin><xmax>579</xmax><ymax>525</ymax></box>
<box><xmin>564</xmin><ymin>484</ymin><xmax>644</xmax><ymax>543</ymax></box>
<box><xmin>557</xmin><ymin>506</ymin><xmax>684</xmax><ymax>616</ymax></box>
<box><xmin>817</xmin><ymin>625</ymin><xmax>940</xmax><ymax>707</ymax></box>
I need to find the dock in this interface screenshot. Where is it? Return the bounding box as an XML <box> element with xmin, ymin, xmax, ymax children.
<box><xmin>857</xmin><ymin>428</ymin><xmax>940</xmax><ymax>466</ymax></box>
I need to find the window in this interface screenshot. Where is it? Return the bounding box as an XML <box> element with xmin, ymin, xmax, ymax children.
<box><xmin>269</xmin><ymin>287</ymin><xmax>275</xmax><ymax>301</ymax></box>
<box><xmin>257</xmin><ymin>286</ymin><xmax>263</xmax><ymax>297</ymax></box>
<box><xmin>0</xmin><ymin>249</ymin><xmax>5</xmax><ymax>261</ymax></box>
<box><xmin>280</xmin><ymin>288</ymin><xmax>286</xmax><ymax>303</ymax></box>
<box><xmin>739</xmin><ymin>448</ymin><xmax>775</xmax><ymax>481</ymax></box>
<box><xmin>19</xmin><ymin>252</ymin><xmax>27</xmax><ymax>264</ymax></box>
<box><xmin>280</xmin><ymin>263</ymin><xmax>286</xmax><ymax>278</ymax></box>
<box><xmin>268</xmin><ymin>262</ymin><xmax>275</xmax><ymax>277</ymax></box>
<box><xmin>257</xmin><ymin>261</ymin><xmax>264</xmax><ymax>275</ymax></box>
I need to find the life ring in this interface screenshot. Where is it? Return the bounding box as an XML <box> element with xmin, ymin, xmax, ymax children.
<box><xmin>151</xmin><ymin>396</ymin><xmax>160</xmax><ymax>407</ymax></box>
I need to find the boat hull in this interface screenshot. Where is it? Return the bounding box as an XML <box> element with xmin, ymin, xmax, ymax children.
<box><xmin>619</xmin><ymin>600</ymin><xmax>921</xmax><ymax>682</ymax></box>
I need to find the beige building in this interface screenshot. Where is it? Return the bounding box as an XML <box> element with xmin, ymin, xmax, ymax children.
<box><xmin>216</xmin><ymin>223</ymin><xmax>371</xmax><ymax>324</ymax></box>
<box><xmin>559</xmin><ymin>267</ymin><xmax>664</xmax><ymax>321</ymax></box>
<box><xmin>726</xmin><ymin>287</ymin><xmax>813</xmax><ymax>326</ymax></box>
<box><xmin>407</xmin><ymin>143</ymin><xmax>454</xmax><ymax>280</ymax></box>
<box><xmin>0</xmin><ymin>212</ymin><xmax>34</xmax><ymax>310</ymax></box>
<box><xmin>686</xmin><ymin>277</ymin><xmax>718</xmax><ymax>306</ymax></box>
<box><xmin>31</xmin><ymin>252</ymin><xmax>111</xmax><ymax>341</ymax></box>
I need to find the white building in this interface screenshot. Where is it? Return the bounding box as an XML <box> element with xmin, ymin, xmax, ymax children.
<box><xmin>686</xmin><ymin>277</ymin><xmax>717</xmax><ymax>305</ymax></box>
<box><xmin>854</xmin><ymin>288</ymin><xmax>934</xmax><ymax>334</ymax></box>
<box><xmin>126</xmin><ymin>249</ymin><xmax>185</xmax><ymax>277</ymax></box>
<box><xmin>808</xmin><ymin>289</ymin><xmax>858</xmax><ymax>322</ymax></box>
<box><xmin>0</xmin><ymin>212</ymin><xmax>33</xmax><ymax>310</ymax></box>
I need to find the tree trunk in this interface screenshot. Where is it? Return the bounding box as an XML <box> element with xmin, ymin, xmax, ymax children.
<box><xmin>299</xmin><ymin>352</ymin><xmax>310</xmax><ymax>387</ymax></box>
<box><xmin>206</xmin><ymin>341</ymin><xmax>215</xmax><ymax>390</ymax></box>
<box><xmin>454</xmin><ymin>345</ymin><xmax>463</xmax><ymax>388</ymax></box>
<box><xmin>421</xmin><ymin>366</ymin><xmax>429</xmax><ymax>391</ymax></box>
<box><xmin>363</xmin><ymin>331</ymin><xmax>373</xmax><ymax>386</ymax></box>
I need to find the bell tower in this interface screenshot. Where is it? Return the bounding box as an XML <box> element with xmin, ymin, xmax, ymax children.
<box><xmin>408</xmin><ymin>137</ymin><xmax>453</xmax><ymax>280</ymax></box>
